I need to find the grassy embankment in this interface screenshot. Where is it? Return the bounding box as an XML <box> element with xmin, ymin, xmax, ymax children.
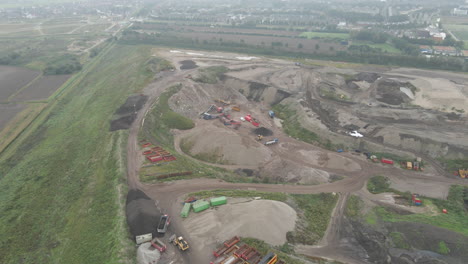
<box><xmin>364</xmin><ymin>177</ymin><xmax>468</xmax><ymax>236</ymax></box>
<box><xmin>0</xmin><ymin>44</ymin><xmax>154</xmax><ymax>264</ymax></box>
<box><xmin>272</xmin><ymin>103</ymin><xmax>339</xmax><ymax>150</ymax></box>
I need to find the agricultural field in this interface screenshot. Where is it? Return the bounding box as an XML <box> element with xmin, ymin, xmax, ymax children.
<box><xmin>351</xmin><ymin>41</ymin><xmax>402</xmax><ymax>53</ymax></box>
<box><xmin>299</xmin><ymin>31</ymin><xmax>350</xmax><ymax>40</ymax></box>
<box><xmin>444</xmin><ymin>24</ymin><xmax>468</xmax><ymax>41</ymax></box>
<box><xmin>0</xmin><ymin>44</ymin><xmax>154</xmax><ymax>264</ymax></box>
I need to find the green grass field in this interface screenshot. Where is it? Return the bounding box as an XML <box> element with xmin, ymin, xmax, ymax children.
<box><xmin>351</xmin><ymin>41</ymin><xmax>402</xmax><ymax>53</ymax></box>
<box><xmin>369</xmin><ymin>185</ymin><xmax>468</xmax><ymax>236</ymax></box>
<box><xmin>0</xmin><ymin>44</ymin><xmax>153</xmax><ymax>263</ymax></box>
<box><xmin>445</xmin><ymin>24</ymin><xmax>468</xmax><ymax>41</ymax></box>
<box><xmin>300</xmin><ymin>31</ymin><xmax>350</xmax><ymax>40</ymax></box>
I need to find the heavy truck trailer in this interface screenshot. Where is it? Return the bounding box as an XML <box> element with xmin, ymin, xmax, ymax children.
<box><xmin>157</xmin><ymin>214</ymin><xmax>170</xmax><ymax>234</ymax></box>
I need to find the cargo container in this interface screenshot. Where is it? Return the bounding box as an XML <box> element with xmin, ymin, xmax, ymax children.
<box><xmin>150</xmin><ymin>237</ymin><xmax>167</xmax><ymax>252</ymax></box>
<box><xmin>135</xmin><ymin>233</ymin><xmax>152</xmax><ymax>245</ymax></box>
<box><xmin>192</xmin><ymin>200</ymin><xmax>210</xmax><ymax>213</ymax></box>
<box><xmin>180</xmin><ymin>203</ymin><xmax>191</xmax><ymax>218</ymax></box>
<box><xmin>381</xmin><ymin>158</ymin><xmax>394</xmax><ymax>165</ymax></box>
<box><xmin>211</xmin><ymin>196</ymin><xmax>227</xmax><ymax>206</ymax></box>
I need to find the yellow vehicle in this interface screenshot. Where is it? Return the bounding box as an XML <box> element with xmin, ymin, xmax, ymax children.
<box><xmin>169</xmin><ymin>234</ymin><xmax>189</xmax><ymax>251</ymax></box>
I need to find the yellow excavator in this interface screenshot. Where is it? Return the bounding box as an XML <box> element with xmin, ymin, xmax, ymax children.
<box><xmin>256</xmin><ymin>135</ymin><xmax>263</xmax><ymax>141</ymax></box>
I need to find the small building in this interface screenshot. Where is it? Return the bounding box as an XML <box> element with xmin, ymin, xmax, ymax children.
<box><xmin>419</xmin><ymin>45</ymin><xmax>433</xmax><ymax>54</ymax></box>
<box><xmin>433</xmin><ymin>46</ymin><xmax>458</xmax><ymax>56</ymax></box>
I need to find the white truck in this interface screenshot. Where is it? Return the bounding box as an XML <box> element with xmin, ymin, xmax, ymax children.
<box><xmin>264</xmin><ymin>138</ymin><xmax>279</xmax><ymax>145</ymax></box>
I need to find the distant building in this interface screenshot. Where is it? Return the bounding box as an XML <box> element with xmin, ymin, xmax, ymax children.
<box><xmin>453</xmin><ymin>8</ymin><xmax>468</xmax><ymax>15</ymax></box>
<box><xmin>419</xmin><ymin>45</ymin><xmax>433</xmax><ymax>54</ymax></box>
<box><xmin>462</xmin><ymin>50</ymin><xmax>468</xmax><ymax>58</ymax></box>
<box><xmin>433</xmin><ymin>46</ymin><xmax>459</xmax><ymax>56</ymax></box>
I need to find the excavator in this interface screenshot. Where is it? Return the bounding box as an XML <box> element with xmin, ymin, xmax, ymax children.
<box><xmin>256</xmin><ymin>135</ymin><xmax>263</xmax><ymax>141</ymax></box>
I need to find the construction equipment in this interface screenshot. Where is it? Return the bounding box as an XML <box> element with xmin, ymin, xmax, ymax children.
<box><xmin>268</xmin><ymin>110</ymin><xmax>275</xmax><ymax>118</ymax></box>
<box><xmin>215</xmin><ymin>99</ymin><xmax>231</xmax><ymax>105</ymax></box>
<box><xmin>256</xmin><ymin>135</ymin><xmax>263</xmax><ymax>141</ymax></box>
<box><xmin>406</xmin><ymin>161</ymin><xmax>413</xmax><ymax>169</ymax></box>
<box><xmin>459</xmin><ymin>169</ymin><xmax>467</xmax><ymax>179</ymax></box>
<box><xmin>169</xmin><ymin>234</ymin><xmax>189</xmax><ymax>251</ymax></box>
<box><xmin>157</xmin><ymin>214</ymin><xmax>170</xmax><ymax>234</ymax></box>
<box><xmin>150</xmin><ymin>237</ymin><xmax>167</xmax><ymax>252</ymax></box>
<box><xmin>412</xmin><ymin>194</ymin><xmax>422</xmax><ymax>206</ymax></box>
<box><xmin>264</xmin><ymin>138</ymin><xmax>278</xmax><ymax>145</ymax></box>
<box><xmin>232</xmin><ymin>106</ymin><xmax>240</xmax><ymax>112</ymax></box>
<box><xmin>258</xmin><ymin>252</ymin><xmax>278</xmax><ymax>264</ymax></box>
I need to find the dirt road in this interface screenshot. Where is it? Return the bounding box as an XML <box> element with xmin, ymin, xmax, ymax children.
<box><xmin>126</xmin><ymin>53</ymin><xmax>466</xmax><ymax>264</ymax></box>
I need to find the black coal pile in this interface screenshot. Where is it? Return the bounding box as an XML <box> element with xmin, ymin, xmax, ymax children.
<box><xmin>126</xmin><ymin>189</ymin><xmax>159</xmax><ymax>238</ymax></box>
<box><xmin>179</xmin><ymin>60</ymin><xmax>197</xmax><ymax>70</ymax></box>
<box><xmin>253</xmin><ymin>127</ymin><xmax>273</xmax><ymax>136</ymax></box>
<box><xmin>110</xmin><ymin>94</ymin><xmax>147</xmax><ymax>131</ymax></box>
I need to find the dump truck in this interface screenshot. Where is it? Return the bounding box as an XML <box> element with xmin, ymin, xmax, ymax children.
<box><xmin>258</xmin><ymin>252</ymin><xmax>278</xmax><ymax>264</ymax></box>
<box><xmin>157</xmin><ymin>214</ymin><xmax>170</xmax><ymax>233</ymax></box>
<box><xmin>169</xmin><ymin>234</ymin><xmax>189</xmax><ymax>251</ymax></box>
<box><xmin>264</xmin><ymin>138</ymin><xmax>279</xmax><ymax>145</ymax></box>
<box><xmin>150</xmin><ymin>237</ymin><xmax>167</xmax><ymax>252</ymax></box>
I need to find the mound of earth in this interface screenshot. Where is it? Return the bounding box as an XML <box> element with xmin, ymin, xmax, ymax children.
<box><xmin>180</xmin><ymin>60</ymin><xmax>197</xmax><ymax>70</ymax></box>
<box><xmin>376</xmin><ymin>79</ymin><xmax>414</xmax><ymax>105</ymax></box>
<box><xmin>262</xmin><ymin>157</ymin><xmax>331</xmax><ymax>184</ymax></box>
<box><xmin>126</xmin><ymin>189</ymin><xmax>159</xmax><ymax>238</ymax></box>
<box><xmin>137</xmin><ymin>242</ymin><xmax>161</xmax><ymax>264</ymax></box>
<box><xmin>183</xmin><ymin>199</ymin><xmax>297</xmax><ymax>250</ymax></box>
<box><xmin>110</xmin><ymin>114</ymin><xmax>136</xmax><ymax>131</ymax></box>
<box><xmin>115</xmin><ymin>94</ymin><xmax>148</xmax><ymax>116</ymax></box>
<box><xmin>110</xmin><ymin>94</ymin><xmax>147</xmax><ymax>131</ymax></box>
<box><xmin>297</xmin><ymin>150</ymin><xmax>361</xmax><ymax>172</ymax></box>
<box><xmin>181</xmin><ymin>123</ymin><xmax>272</xmax><ymax>166</ymax></box>
<box><xmin>253</xmin><ymin>127</ymin><xmax>273</xmax><ymax>136</ymax></box>
<box><xmin>355</xmin><ymin>72</ymin><xmax>380</xmax><ymax>83</ymax></box>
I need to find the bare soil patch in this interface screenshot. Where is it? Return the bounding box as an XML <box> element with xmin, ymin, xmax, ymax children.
<box><xmin>0</xmin><ymin>65</ymin><xmax>40</xmax><ymax>101</ymax></box>
<box><xmin>181</xmin><ymin>122</ymin><xmax>272</xmax><ymax>166</ymax></box>
<box><xmin>11</xmin><ymin>74</ymin><xmax>71</xmax><ymax>102</ymax></box>
<box><xmin>182</xmin><ymin>199</ymin><xmax>297</xmax><ymax>253</ymax></box>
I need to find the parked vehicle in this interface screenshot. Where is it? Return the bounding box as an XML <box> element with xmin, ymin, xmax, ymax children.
<box><xmin>258</xmin><ymin>252</ymin><xmax>278</xmax><ymax>264</ymax></box>
<box><xmin>348</xmin><ymin>131</ymin><xmax>363</xmax><ymax>138</ymax></box>
<box><xmin>150</xmin><ymin>237</ymin><xmax>167</xmax><ymax>252</ymax></box>
<box><xmin>264</xmin><ymin>138</ymin><xmax>279</xmax><ymax>145</ymax></box>
<box><xmin>157</xmin><ymin>214</ymin><xmax>170</xmax><ymax>234</ymax></box>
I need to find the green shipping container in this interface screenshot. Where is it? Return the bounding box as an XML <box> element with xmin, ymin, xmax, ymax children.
<box><xmin>210</xmin><ymin>196</ymin><xmax>227</xmax><ymax>206</ymax></box>
<box><xmin>180</xmin><ymin>203</ymin><xmax>191</xmax><ymax>218</ymax></box>
<box><xmin>192</xmin><ymin>200</ymin><xmax>210</xmax><ymax>213</ymax></box>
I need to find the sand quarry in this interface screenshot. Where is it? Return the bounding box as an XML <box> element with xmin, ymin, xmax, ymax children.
<box><xmin>182</xmin><ymin>199</ymin><xmax>297</xmax><ymax>252</ymax></box>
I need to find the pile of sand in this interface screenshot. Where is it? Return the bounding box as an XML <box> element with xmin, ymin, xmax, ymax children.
<box><xmin>183</xmin><ymin>199</ymin><xmax>297</xmax><ymax>250</ymax></box>
<box><xmin>298</xmin><ymin>150</ymin><xmax>361</xmax><ymax>172</ymax></box>
<box><xmin>137</xmin><ymin>242</ymin><xmax>161</xmax><ymax>264</ymax></box>
<box><xmin>182</xmin><ymin>124</ymin><xmax>272</xmax><ymax>166</ymax></box>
